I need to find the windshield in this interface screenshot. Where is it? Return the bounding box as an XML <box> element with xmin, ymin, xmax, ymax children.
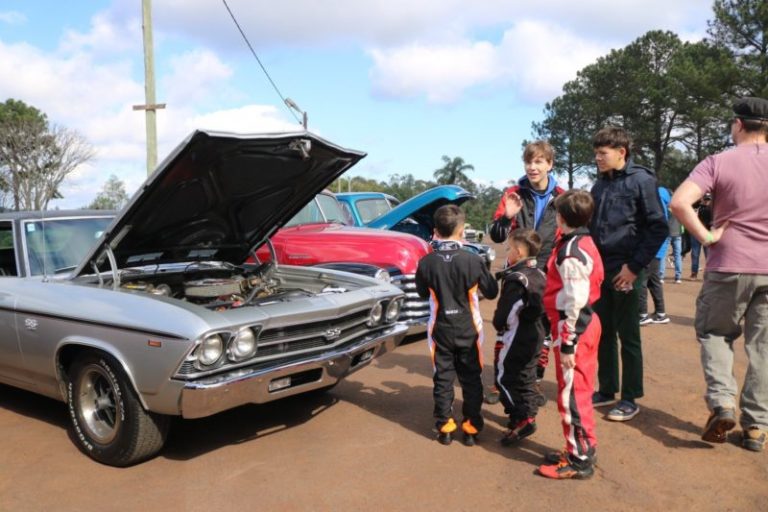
<box><xmin>284</xmin><ymin>194</ymin><xmax>347</xmax><ymax>227</ymax></box>
<box><xmin>356</xmin><ymin>198</ymin><xmax>392</xmax><ymax>223</ymax></box>
<box><xmin>24</xmin><ymin>217</ymin><xmax>112</xmax><ymax>275</ymax></box>
<box><xmin>316</xmin><ymin>193</ymin><xmax>347</xmax><ymax>224</ymax></box>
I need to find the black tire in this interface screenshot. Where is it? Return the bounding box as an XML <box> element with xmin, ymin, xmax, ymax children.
<box><xmin>67</xmin><ymin>352</ymin><xmax>170</xmax><ymax>467</ymax></box>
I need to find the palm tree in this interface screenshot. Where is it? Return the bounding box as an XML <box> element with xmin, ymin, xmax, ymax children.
<box><xmin>433</xmin><ymin>155</ymin><xmax>474</xmax><ymax>186</ymax></box>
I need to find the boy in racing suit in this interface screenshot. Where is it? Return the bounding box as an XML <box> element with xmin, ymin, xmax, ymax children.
<box><xmin>539</xmin><ymin>190</ymin><xmax>603</xmax><ymax>480</ymax></box>
<box><xmin>492</xmin><ymin>228</ymin><xmax>547</xmax><ymax>446</ymax></box>
<box><xmin>416</xmin><ymin>205</ymin><xmax>499</xmax><ymax>446</ymax></box>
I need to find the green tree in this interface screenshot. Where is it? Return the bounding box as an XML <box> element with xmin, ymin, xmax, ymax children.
<box><xmin>433</xmin><ymin>155</ymin><xmax>474</xmax><ymax>187</ymax></box>
<box><xmin>0</xmin><ymin>98</ymin><xmax>93</xmax><ymax>211</ymax></box>
<box><xmin>532</xmin><ymin>83</ymin><xmax>596</xmax><ymax>188</ymax></box>
<box><xmin>708</xmin><ymin>0</ymin><xmax>768</xmax><ymax>97</ymax></box>
<box><xmin>88</xmin><ymin>174</ymin><xmax>130</xmax><ymax>210</ymax></box>
<box><xmin>670</xmin><ymin>40</ymin><xmax>738</xmax><ymax>162</ymax></box>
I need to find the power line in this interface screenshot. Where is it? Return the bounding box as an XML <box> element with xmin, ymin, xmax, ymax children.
<box><xmin>221</xmin><ymin>0</ymin><xmax>301</xmax><ymax>125</ymax></box>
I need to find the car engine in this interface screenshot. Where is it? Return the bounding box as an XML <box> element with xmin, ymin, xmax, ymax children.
<box><xmin>117</xmin><ymin>261</ymin><xmax>346</xmax><ymax>311</ymax></box>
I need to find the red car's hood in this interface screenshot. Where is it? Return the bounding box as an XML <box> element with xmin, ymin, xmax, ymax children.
<box><xmin>265</xmin><ymin>224</ymin><xmax>431</xmax><ymax>274</ymax></box>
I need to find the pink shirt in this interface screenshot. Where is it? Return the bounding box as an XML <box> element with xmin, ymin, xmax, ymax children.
<box><xmin>688</xmin><ymin>143</ymin><xmax>768</xmax><ymax>274</ymax></box>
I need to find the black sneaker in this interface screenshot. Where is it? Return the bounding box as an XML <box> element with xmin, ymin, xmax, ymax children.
<box><xmin>436</xmin><ymin>418</ymin><xmax>457</xmax><ymax>445</ymax></box>
<box><xmin>701</xmin><ymin>407</ymin><xmax>736</xmax><ymax>443</ymax></box>
<box><xmin>461</xmin><ymin>419</ymin><xmax>480</xmax><ymax>447</ymax></box>
<box><xmin>501</xmin><ymin>418</ymin><xmax>537</xmax><ymax>446</ymax></box>
<box><xmin>651</xmin><ymin>313</ymin><xmax>670</xmax><ymax>324</ymax></box>
<box><xmin>639</xmin><ymin>314</ymin><xmax>653</xmax><ymax>326</ymax></box>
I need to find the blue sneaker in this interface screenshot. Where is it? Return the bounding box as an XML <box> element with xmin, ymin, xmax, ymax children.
<box><xmin>607</xmin><ymin>400</ymin><xmax>640</xmax><ymax>421</ymax></box>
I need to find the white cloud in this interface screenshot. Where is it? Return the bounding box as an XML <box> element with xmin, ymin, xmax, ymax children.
<box><xmin>368</xmin><ymin>20</ymin><xmax>608</xmax><ymax>104</ymax></box>
<box><xmin>0</xmin><ymin>11</ymin><xmax>26</xmax><ymax>25</ymax></box>
<box><xmin>184</xmin><ymin>104</ymin><xmax>301</xmax><ymax>134</ymax></box>
<box><xmin>59</xmin><ymin>12</ymin><xmax>140</xmax><ymax>56</ymax></box>
<box><xmin>161</xmin><ymin>49</ymin><xmax>233</xmax><ymax>106</ymax></box>
<box><xmin>496</xmin><ymin>21</ymin><xmax>609</xmax><ymax>102</ymax></box>
<box><xmin>139</xmin><ymin>0</ymin><xmax>710</xmax><ymax>48</ymax></box>
<box><xmin>368</xmin><ymin>41</ymin><xmax>498</xmax><ymax>104</ymax></box>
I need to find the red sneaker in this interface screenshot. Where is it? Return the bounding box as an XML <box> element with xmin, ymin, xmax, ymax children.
<box><xmin>538</xmin><ymin>458</ymin><xmax>594</xmax><ymax>480</ymax></box>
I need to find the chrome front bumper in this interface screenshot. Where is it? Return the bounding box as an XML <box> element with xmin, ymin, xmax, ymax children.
<box><xmin>179</xmin><ymin>324</ymin><xmax>407</xmax><ymax>419</ymax></box>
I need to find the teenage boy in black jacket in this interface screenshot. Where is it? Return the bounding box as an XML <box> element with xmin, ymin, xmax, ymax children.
<box><xmin>416</xmin><ymin>205</ymin><xmax>499</xmax><ymax>446</ymax></box>
<box><xmin>589</xmin><ymin>127</ymin><xmax>668</xmax><ymax>422</ymax></box>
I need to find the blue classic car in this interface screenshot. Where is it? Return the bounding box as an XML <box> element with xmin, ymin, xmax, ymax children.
<box><xmin>336</xmin><ymin>185</ymin><xmax>495</xmax><ymax>268</ymax></box>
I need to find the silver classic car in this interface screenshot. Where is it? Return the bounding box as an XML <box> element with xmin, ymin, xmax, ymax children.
<box><xmin>0</xmin><ymin>131</ymin><xmax>407</xmax><ymax>466</ymax></box>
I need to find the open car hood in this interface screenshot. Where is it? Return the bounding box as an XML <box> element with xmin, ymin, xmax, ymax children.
<box><xmin>367</xmin><ymin>185</ymin><xmax>474</xmax><ymax>232</ymax></box>
<box><xmin>74</xmin><ymin>130</ymin><xmax>365</xmax><ymax>276</ymax></box>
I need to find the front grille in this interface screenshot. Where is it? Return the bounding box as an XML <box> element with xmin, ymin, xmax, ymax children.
<box><xmin>176</xmin><ymin>309</ymin><xmax>373</xmax><ymax>378</ymax></box>
<box><xmin>391</xmin><ymin>273</ymin><xmax>428</xmax><ymax>323</ymax></box>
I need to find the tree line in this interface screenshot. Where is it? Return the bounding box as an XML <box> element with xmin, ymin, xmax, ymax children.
<box><xmin>334</xmin><ymin>1</ymin><xmax>767</xmax><ymax>230</ymax></box>
<box><xmin>533</xmin><ymin>0</ymin><xmax>767</xmax><ymax>190</ymax></box>
<box><xmin>2</xmin><ymin>1</ymin><xmax>764</xmax><ymax>225</ymax></box>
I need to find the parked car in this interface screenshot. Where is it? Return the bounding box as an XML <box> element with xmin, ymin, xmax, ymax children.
<box><xmin>463</xmin><ymin>223</ymin><xmax>483</xmax><ymax>243</ymax></box>
<box><xmin>336</xmin><ymin>185</ymin><xmax>496</xmax><ymax>268</ymax></box>
<box><xmin>0</xmin><ymin>131</ymin><xmax>406</xmax><ymax>466</ymax></box>
<box><xmin>254</xmin><ymin>191</ymin><xmax>432</xmax><ymax>332</ymax></box>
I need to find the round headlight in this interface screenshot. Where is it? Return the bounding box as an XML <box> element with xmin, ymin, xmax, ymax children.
<box><xmin>487</xmin><ymin>248</ymin><xmax>496</xmax><ymax>262</ymax></box>
<box><xmin>367</xmin><ymin>302</ymin><xmax>384</xmax><ymax>326</ymax></box>
<box><xmin>374</xmin><ymin>269</ymin><xmax>391</xmax><ymax>283</ymax></box>
<box><xmin>229</xmin><ymin>328</ymin><xmax>257</xmax><ymax>361</ymax></box>
<box><xmin>385</xmin><ymin>299</ymin><xmax>401</xmax><ymax>323</ymax></box>
<box><xmin>199</xmin><ymin>334</ymin><xmax>224</xmax><ymax>366</ymax></box>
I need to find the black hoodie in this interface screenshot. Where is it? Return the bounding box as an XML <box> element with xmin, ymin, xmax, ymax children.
<box><xmin>589</xmin><ymin>159</ymin><xmax>668</xmax><ymax>274</ymax></box>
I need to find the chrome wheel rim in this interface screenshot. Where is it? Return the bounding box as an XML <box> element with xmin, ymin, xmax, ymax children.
<box><xmin>77</xmin><ymin>365</ymin><xmax>121</xmax><ymax>444</ymax></box>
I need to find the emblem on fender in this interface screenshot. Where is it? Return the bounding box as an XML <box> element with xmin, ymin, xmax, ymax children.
<box><xmin>24</xmin><ymin>318</ymin><xmax>38</xmax><ymax>331</ymax></box>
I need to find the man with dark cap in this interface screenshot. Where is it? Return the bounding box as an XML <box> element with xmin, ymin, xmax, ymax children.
<box><xmin>671</xmin><ymin>97</ymin><xmax>768</xmax><ymax>453</ymax></box>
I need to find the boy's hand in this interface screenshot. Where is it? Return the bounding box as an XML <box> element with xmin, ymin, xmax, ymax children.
<box><xmin>561</xmin><ymin>353</ymin><xmax>576</xmax><ymax>369</ymax></box>
<box><xmin>503</xmin><ymin>192</ymin><xmax>523</xmax><ymax>219</ymax></box>
<box><xmin>612</xmin><ymin>264</ymin><xmax>637</xmax><ymax>292</ymax></box>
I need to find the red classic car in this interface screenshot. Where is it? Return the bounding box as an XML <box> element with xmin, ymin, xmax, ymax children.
<box><xmin>255</xmin><ymin>191</ymin><xmax>431</xmax><ymax>332</ymax></box>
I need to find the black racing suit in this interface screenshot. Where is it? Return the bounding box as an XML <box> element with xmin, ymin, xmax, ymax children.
<box><xmin>492</xmin><ymin>258</ymin><xmax>547</xmax><ymax>423</ymax></box>
<box><xmin>415</xmin><ymin>241</ymin><xmax>499</xmax><ymax>430</ymax></box>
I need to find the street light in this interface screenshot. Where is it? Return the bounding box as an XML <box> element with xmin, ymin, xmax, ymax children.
<box><xmin>284</xmin><ymin>98</ymin><xmax>308</xmax><ymax>129</ymax></box>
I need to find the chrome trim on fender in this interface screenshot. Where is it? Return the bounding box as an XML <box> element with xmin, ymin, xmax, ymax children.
<box><xmin>179</xmin><ymin>324</ymin><xmax>407</xmax><ymax>418</ymax></box>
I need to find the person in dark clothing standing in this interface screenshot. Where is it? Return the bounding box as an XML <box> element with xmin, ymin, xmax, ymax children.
<box><xmin>639</xmin><ymin>185</ymin><xmax>671</xmax><ymax>325</ymax></box>
<box><xmin>416</xmin><ymin>205</ymin><xmax>499</xmax><ymax>446</ymax></box>
<box><xmin>689</xmin><ymin>193</ymin><xmax>713</xmax><ymax>279</ymax></box>
<box><xmin>492</xmin><ymin>228</ymin><xmax>547</xmax><ymax>446</ymax></box>
<box><xmin>489</xmin><ymin>141</ymin><xmax>565</xmax><ymax>398</ymax></box>
<box><xmin>589</xmin><ymin>127</ymin><xmax>668</xmax><ymax>422</ymax></box>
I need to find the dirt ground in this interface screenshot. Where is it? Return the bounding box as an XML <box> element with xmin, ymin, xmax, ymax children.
<box><xmin>1</xmin><ymin>245</ymin><xmax>766</xmax><ymax>512</ymax></box>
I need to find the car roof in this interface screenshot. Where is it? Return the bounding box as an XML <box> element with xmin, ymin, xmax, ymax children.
<box><xmin>336</xmin><ymin>192</ymin><xmax>397</xmax><ymax>201</ymax></box>
<box><xmin>0</xmin><ymin>209</ymin><xmax>116</xmax><ymax>221</ymax></box>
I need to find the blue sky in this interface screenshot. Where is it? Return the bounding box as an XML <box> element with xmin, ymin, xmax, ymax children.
<box><xmin>1</xmin><ymin>0</ymin><xmax>712</xmax><ymax>208</ymax></box>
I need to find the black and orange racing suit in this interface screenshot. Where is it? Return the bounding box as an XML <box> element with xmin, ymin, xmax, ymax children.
<box><xmin>415</xmin><ymin>241</ymin><xmax>499</xmax><ymax>432</ymax></box>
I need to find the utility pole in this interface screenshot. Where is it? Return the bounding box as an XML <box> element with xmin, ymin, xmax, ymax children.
<box><xmin>133</xmin><ymin>0</ymin><xmax>165</xmax><ymax>175</ymax></box>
